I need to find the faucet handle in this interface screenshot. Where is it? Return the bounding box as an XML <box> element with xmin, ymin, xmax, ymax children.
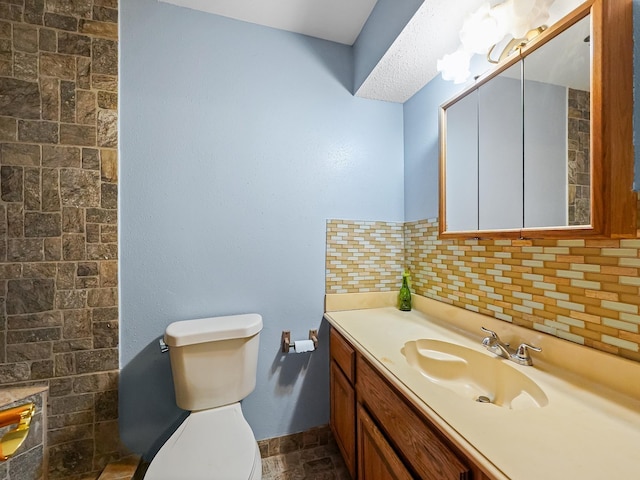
<box><xmin>481</xmin><ymin>326</ymin><xmax>499</xmax><ymax>339</ymax></box>
<box><xmin>515</xmin><ymin>343</ymin><xmax>542</xmax><ymax>365</ymax></box>
<box><xmin>481</xmin><ymin>327</ymin><xmax>508</xmax><ymax>345</ymax></box>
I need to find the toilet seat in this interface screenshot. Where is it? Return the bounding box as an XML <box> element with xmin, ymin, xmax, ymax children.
<box><xmin>145</xmin><ymin>403</ymin><xmax>262</xmax><ymax>480</ymax></box>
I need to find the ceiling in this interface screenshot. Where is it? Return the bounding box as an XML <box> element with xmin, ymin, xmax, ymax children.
<box><xmin>356</xmin><ymin>0</ymin><xmax>583</xmax><ymax>102</ymax></box>
<box><xmin>355</xmin><ymin>0</ymin><xmax>486</xmax><ymax>102</ymax></box>
<box><xmin>159</xmin><ymin>0</ymin><xmax>478</xmax><ymax>102</ymax></box>
<box><xmin>158</xmin><ymin>0</ymin><xmax>583</xmax><ymax>103</ymax></box>
<box><xmin>158</xmin><ymin>0</ymin><xmax>378</xmax><ymax>45</ymax></box>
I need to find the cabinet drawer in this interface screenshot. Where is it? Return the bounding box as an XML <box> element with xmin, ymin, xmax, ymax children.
<box><xmin>330</xmin><ymin>328</ymin><xmax>355</xmax><ymax>383</ymax></box>
<box><xmin>357</xmin><ymin>356</ymin><xmax>471</xmax><ymax>480</ymax></box>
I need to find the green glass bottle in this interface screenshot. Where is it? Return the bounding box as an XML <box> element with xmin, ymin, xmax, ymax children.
<box><xmin>398</xmin><ymin>270</ymin><xmax>412</xmax><ymax>311</ymax></box>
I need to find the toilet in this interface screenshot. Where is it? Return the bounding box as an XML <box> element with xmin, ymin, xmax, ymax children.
<box><xmin>145</xmin><ymin>313</ymin><xmax>263</xmax><ymax>480</ymax></box>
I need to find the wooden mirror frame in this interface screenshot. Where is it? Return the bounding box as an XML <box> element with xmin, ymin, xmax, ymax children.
<box><xmin>439</xmin><ymin>0</ymin><xmax>636</xmax><ymax>239</ymax></box>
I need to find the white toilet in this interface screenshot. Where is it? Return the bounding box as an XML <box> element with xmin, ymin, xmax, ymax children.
<box><xmin>145</xmin><ymin>313</ymin><xmax>263</xmax><ymax>480</ymax></box>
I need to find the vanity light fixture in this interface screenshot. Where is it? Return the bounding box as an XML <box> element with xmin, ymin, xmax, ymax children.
<box><xmin>437</xmin><ymin>0</ymin><xmax>554</xmax><ymax>83</ymax></box>
<box><xmin>487</xmin><ymin>25</ymin><xmax>547</xmax><ymax>64</ymax></box>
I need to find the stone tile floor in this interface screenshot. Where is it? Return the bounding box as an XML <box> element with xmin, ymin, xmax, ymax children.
<box><xmin>261</xmin><ymin>440</ymin><xmax>350</xmax><ymax>480</ymax></box>
<box><xmin>259</xmin><ymin>425</ymin><xmax>350</xmax><ymax>479</ymax></box>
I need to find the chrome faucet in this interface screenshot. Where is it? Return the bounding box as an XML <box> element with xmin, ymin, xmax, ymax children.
<box><xmin>481</xmin><ymin>327</ymin><xmax>541</xmax><ymax>366</ymax></box>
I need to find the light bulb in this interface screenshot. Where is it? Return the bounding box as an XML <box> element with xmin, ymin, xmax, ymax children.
<box><xmin>460</xmin><ymin>3</ymin><xmax>505</xmax><ymax>54</ymax></box>
<box><xmin>437</xmin><ymin>0</ymin><xmax>555</xmax><ymax>84</ymax></box>
<box><xmin>437</xmin><ymin>49</ymin><xmax>472</xmax><ymax>84</ymax></box>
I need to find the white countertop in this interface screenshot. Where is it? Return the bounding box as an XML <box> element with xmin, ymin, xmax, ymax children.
<box><xmin>325</xmin><ymin>297</ymin><xmax>640</xmax><ymax>480</ymax></box>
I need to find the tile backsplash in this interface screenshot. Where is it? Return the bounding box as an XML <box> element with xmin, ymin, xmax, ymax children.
<box><xmin>326</xmin><ymin>220</ymin><xmax>404</xmax><ymax>294</ymax></box>
<box><xmin>326</xmin><ymin>215</ymin><xmax>640</xmax><ymax>362</ymax></box>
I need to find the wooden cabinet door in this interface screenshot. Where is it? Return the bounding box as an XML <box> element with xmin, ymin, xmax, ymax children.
<box><xmin>330</xmin><ymin>360</ymin><xmax>356</xmax><ymax>478</ymax></box>
<box><xmin>357</xmin><ymin>404</ymin><xmax>413</xmax><ymax>480</ymax></box>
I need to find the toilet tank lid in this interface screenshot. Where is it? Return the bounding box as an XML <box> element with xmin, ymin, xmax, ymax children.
<box><xmin>164</xmin><ymin>313</ymin><xmax>262</xmax><ymax>347</ymax></box>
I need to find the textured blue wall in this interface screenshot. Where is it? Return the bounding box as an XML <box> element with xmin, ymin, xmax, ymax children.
<box><xmin>403</xmin><ymin>76</ymin><xmax>459</xmax><ymax>221</ymax></box>
<box><xmin>119</xmin><ymin>0</ymin><xmax>405</xmax><ymax>458</ymax></box>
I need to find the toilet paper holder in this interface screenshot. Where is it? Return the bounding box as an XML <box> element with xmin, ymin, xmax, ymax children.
<box><xmin>281</xmin><ymin>329</ymin><xmax>318</xmax><ymax>353</ymax></box>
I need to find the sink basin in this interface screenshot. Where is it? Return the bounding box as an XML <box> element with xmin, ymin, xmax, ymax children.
<box><xmin>402</xmin><ymin>339</ymin><xmax>548</xmax><ymax>409</ymax></box>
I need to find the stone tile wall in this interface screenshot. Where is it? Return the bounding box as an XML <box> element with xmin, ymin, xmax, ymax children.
<box><xmin>0</xmin><ymin>0</ymin><xmax>121</xmax><ymax>478</ymax></box>
<box><xmin>568</xmin><ymin>88</ymin><xmax>590</xmax><ymax>225</ymax></box>
<box><xmin>326</xmin><ymin>206</ymin><xmax>640</xmax><ymax>362</ymax></box>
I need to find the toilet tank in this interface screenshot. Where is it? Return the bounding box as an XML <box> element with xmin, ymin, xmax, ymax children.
<box><xmin>164</xmin><ymin>313</ymin><xmax>262</xmax><ymax>411</ymax></box>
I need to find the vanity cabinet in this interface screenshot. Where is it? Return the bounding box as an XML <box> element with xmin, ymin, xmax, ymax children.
<box><xmin>330</xmin><ymin>327</ymin><xmax>490</xmax><ymax>480</ymax></box>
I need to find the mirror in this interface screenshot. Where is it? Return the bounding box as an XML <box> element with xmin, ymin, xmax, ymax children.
<box><xmin>439</xmin><ymin>0</ymin><xmax>635</xmax><ymax>239</ymax></box>
<box><xmin>443</xmin><ymin>90</ymin><xmax>478</xmax><ymax>232</ymax></box>
<box><xmin>478</xmin><ymin>63</ymin><xmax>523</xmax><ymax>231</ymax></box>
<box><xmin>523</xmin><ymin>15</ymin><xmax>591</xmax><ymax>228</ymax></box>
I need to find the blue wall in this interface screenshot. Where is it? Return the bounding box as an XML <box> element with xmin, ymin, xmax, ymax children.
<box><xmin>119</xmin><ymin>0</ymin><xmax>405</xmax><ymax>458</ymax></box>
<box><xmin>403</xmin><ymin>76</ymin><xmax>460</xmax><ymax>221</ymax></box>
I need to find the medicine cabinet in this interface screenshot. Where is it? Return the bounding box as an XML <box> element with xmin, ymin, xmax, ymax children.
<box><xmin>439</xmin><ymin>0</ymin><xmax>636</xmax><ymax>239</ymax></box>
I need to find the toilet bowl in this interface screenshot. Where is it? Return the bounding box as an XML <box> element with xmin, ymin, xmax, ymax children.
<box><xmin>144</xmin><ymin>404</ymin><xmax>261</xmax><ymax>480</ymax></box>
<box><xmin>144</xmin><ymin>314</ymin><xmax>263</xmax><ymax>480</ymax></box>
